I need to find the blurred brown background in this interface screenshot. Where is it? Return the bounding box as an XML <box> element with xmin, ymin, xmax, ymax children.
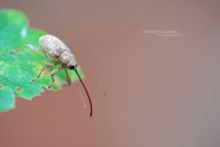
<box><xmin>1</xmin><ymin>0</ymin><xmax>220</xmax><ymax>147</ymax></box>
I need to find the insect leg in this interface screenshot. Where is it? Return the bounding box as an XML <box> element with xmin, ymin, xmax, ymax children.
<box><xmin>45</xmin><ymin>63</ymin><xmax>55</xmax><ymax>67</ymax></box>
<box><xmin>9</xmin><ymin>44</ymin><xmax>40</xmax><ymax>54</ymax></box>
<box><xmin>24</xmin><ymin>44</ymin><xmax>45</xmax><ymax>56</ymax></box>
<box><xmin>25</xmin><ymin>44</ymin><xmax>39</xmax><ymax>53</ymax></box>
<box><xmin>64</xmin><ymin>68</ymin><xmax>71</xmax><ymax>85</ymax></box>
<box><xmin>30</xmin><ymin>67</ymin><xmax>46</xmax><ymax>83</ymax></box>
<box><xmin>30</xmin><ymin>63</ymin><xmax>55</xmax><ymax>83</ymax></box>
<box><xmin>47</xmin><ymin>66</ymin><xmax>62</xmax><ymax>89</ymax></box>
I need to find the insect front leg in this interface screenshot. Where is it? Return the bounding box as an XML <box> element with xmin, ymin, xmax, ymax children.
<box><xmin>64</xmin><ymin>68</ymin><xmax>72</xmax><ymax>85</ymax></box>
<box><xmin>47</xmin><ymin>65</ymin><xmax>62</xmax><ymax>89</ymax></box>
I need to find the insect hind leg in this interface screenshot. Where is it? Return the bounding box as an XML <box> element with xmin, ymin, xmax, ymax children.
<box><xmin>25</xmin><ymin>44</ymin><xmax>40</xmax><ymax>53</ymax></box>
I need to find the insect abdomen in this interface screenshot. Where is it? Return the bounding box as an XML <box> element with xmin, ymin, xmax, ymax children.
<box><xmin>39</xmin><ymin>35</ymin><xmax>71</xmax><ymax>56</ymax></box>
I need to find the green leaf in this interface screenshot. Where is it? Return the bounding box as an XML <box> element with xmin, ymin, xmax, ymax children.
<box><xmin>0</xmin><ymin>9</ymin><xmax>28</xmax><ymax>50</ymax></box>
<box><xmin>0</xmin><ymin>9</ymin><xmax>84</xmax><ymax>111</ymax></box>
<box><xmin>0</xmin><ymin>87</ymin><xmax>15</xmax><ymax>111</ymax></box>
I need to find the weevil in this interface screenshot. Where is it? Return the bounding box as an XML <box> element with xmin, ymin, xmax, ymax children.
<box><xmin>28</xmin><ymin>34</ymin><xmax>93</xmax><ymax>117</ymax></box>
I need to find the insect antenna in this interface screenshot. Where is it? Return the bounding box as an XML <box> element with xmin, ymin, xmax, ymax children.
<box><xmin>77</xmin><ymin>84</ymin><xmax>87</xmax><ymax>109</ymax></box>
<box><xmin>74</xmin><ymin>68</ymin><xmax>93</xmax><ymax>117</ymax></box>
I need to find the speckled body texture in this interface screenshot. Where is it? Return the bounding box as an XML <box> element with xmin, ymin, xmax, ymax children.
<box><xmin>39</xmin><ymin>34</ymin><xmax>77</xmax><ymax>67</ymax></box>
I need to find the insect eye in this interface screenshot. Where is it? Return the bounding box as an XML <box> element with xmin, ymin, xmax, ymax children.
<box><xmin>68</xmin><ymin>65</ymin><xmax>75</xmax><ymax>70</ymax></box>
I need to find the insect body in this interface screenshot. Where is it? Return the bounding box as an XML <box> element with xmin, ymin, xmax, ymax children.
<box><xmin>29</xmin><ymin>34</ymin><xmax>93</xmax><ymax>117</ymax></box>
<box><xmin>39</xmin><ymin>35</ymin><xmax>77</xmax><ymax>68</ymax></box>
